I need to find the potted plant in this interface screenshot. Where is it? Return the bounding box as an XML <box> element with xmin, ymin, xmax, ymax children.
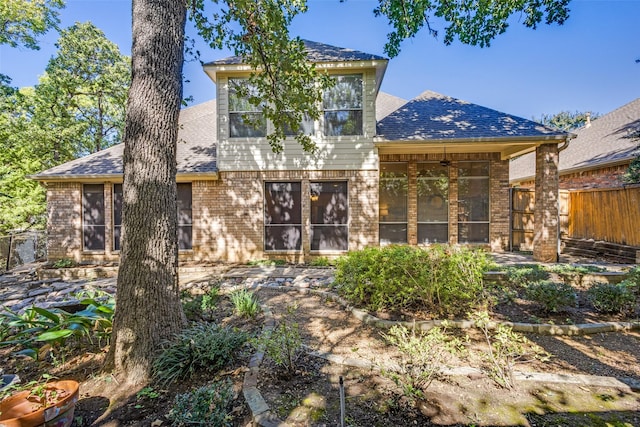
<box><xmin>0</xmin><ymin>379</ymin><xmax>79</xmax><ymax>427</ymax></box>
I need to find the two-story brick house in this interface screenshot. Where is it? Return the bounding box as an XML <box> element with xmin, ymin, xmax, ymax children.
<box><xmin>32</xmin><ymin>41</ymin><xmax>569</xmax><ymax>264</ymax></box>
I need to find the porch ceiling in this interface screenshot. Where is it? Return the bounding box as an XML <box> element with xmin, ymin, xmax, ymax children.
<box><xmin>374</xmin><ymin>138</ymin><xmax>565</xmax><ymax>160</ymax></box>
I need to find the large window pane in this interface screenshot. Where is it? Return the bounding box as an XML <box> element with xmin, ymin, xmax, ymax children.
<box><xmin>458</xmin><ymin>162</ymin><xmax>490</xmax><ymax>243</ymax></box>
<box><xmin>229</xmin><ymin>78</ymin><xmax>266</xmax><ymax>137</ymax></box>
<box><xmin>113</xmin><ymin>184</ymin><xmax>122</xmax><ymax>251</ymax></box>
<box><xmin>177</xmin><ymin>183</ymin><xmax>192</xmax><ymax>250</ymax></box>
<box><xmin>379</xmin><ymin>162</ymin><xmax>407</xmax><ymax>244</ymax></box>
<box><xmin>310</xmin><ymin>181</ymin><xmax>348</xmax><ymax>251</ymax></box>
<box><xmin>417</xmin><ymin>162</ymin><xmax>449</xmax><ymax>244</ymax></box>
<box><xmin>264</xmin><ymin>182</ymin><xmax>302</xmax><ymax>251</ymax></box>
<box><xmin>83</xmin><ymin>184</ymin><xmax>105</xmax><ymax>251</ymax></box>
<box><xmin>323</xmin><ymin>74</ymin><xmax>363</xmax><ymax>136</ymax></box>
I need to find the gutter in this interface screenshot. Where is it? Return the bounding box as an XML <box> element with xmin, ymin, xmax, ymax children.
<box><xmin>28</xmin><ymin>171</ymin><xmax>219</xmax><ymax>183</ymax></box>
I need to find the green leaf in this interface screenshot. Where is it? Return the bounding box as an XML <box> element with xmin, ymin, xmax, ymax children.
<box><xmin>36</xmin><ymin>329</ymin><xmax>73</xmax><ymax>342</ymax></box>
<box><xmin>32</xmin><ymin>306</ymin><xmax>62</xmax><ymax>323</ymax></box>
<box><xmin>15</xmin><ymin>348</ymin><xmax>38</xmax><ymax>359</ymax></box>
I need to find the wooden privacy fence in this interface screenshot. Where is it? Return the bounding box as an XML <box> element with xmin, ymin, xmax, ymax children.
<box><xmin>567</xmin><ymin>185</ymin><xmax>640</xmax><ymax>247</ymax></box>
<box><xmin>510</xmin><ymin>185</ymin><xmax>640</xmax><ymax>261</ymax></box>
<box><xmin>510</xmin><ymin>188</ymin><xmax>569</xmax><ymax>252</ymax></box>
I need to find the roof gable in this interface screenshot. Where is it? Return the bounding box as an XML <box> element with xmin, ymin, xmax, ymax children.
<box><xmin>377</xmin><ymin>90</ymin><xmax>563</xmax><ymax>142</ymax></box>
<box><xmin>206</xmin><ymin>40</ymin><xmax>386</xmax><ymax>66</ymax></box>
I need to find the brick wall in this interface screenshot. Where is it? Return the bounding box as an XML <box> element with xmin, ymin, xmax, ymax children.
<box><xmin>192</xmin><ymin>170</ymin><xmax>378</xmax><ymax>263</ymax></box>
<box><xmin>45</xmin><ymin>154</ymin><xmax>512</xmax><ymax>264</ymax></box>
<box><xmin>533</xmin><ymin>144</ymin><xmax>560</xmax><ymax>262</ymax></box>
<box><xmin>515</xmin><ymin>164</ymin><xmax>630</xmax><ymax>191</ymax></box>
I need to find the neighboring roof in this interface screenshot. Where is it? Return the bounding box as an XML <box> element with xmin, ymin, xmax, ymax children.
<box><xmin>375</xmin><ymin>92</ymin><xmax>407</xmax><ymax>122</ymax></box>
<box><xmin>377</xmin><ymin>90</ymin><xmax>565</xmax><ymax>142</ymax></box>
<box><xmin>206</xmin><ymin>40</ymin><xmax>386</xmax><ymax>66</ymax></box>
<box><xmin>32</xmin><ymin>100</ymin><xmax>218</xmax><ymax>181</ymax></box>
<box><xmin>510</xmin><ymin>97</ymin><xmax>640</xmax><ymax>183</ymax></box>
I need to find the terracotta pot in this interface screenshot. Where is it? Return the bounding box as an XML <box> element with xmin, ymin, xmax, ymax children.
<box><xmin>0</xmin><ymin>380</ymin><xmax>79</xmax><ymax>427</ymax></box>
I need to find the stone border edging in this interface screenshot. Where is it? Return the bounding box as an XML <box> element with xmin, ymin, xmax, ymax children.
<box><xmin>241</xmin><ymin>284</ymin><xmax>640</xmax><ymax>426</ymax></box>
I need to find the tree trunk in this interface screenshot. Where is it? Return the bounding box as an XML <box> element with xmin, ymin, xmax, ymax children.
<box><xmin>105</xmin><ymin>0</ymin><xmax>187</xmax><ymax>386</ymax></box>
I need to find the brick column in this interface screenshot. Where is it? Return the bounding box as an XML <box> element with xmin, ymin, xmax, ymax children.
<box><xmin>533</xmin><ymin>143</ymin><xmax>559</xmax><ymax>262</ymax></box>
<box><xmin>407</xmin><ymin>161</ymin><xmax>418</xmax><ymax>245</ymax></box>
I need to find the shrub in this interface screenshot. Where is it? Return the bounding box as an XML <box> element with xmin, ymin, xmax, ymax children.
<box><xmin>381</xmin><ymin>324</ymin><xmax>464</xmax><ymax>402</ymax></box>
<box><xmin>229</xmin><ymin>289</ymin><xmax>260</xmax><ymax>318</ymax></box>
<box><xmin>502</xmin><ymin>264</ymin><xmax>549</xmax><ymax>288</ymax></box>
<box><xmin>309</xmin><ymin>256</ymin><xmax>331</xmax><ymax>267</ymax></box>
<box><xmin>333</xmin><ymin>245</ymin><xmax>492</xmax><ymax>317</ymax></box>
<box><xmin>472</xmin><ymin>311</ymin><xmax>549</xmax><ymax>389</ymax></box>
<box><xmin>51</xmin><ymin>258</ymin><xmax>76</xmax><ymax>268</ymax></box>
<box><xmin>252</xmin><ymin>304</ymin><xmax>302</xmax><ymax>374</ymax></box>
<box><xmin>525</xmin><ymin>281</ymin><xmax>576</xmax><ymax>313</ymax></box>
<box><xmin>181</xmin><ymin>285</ymin><xmax>221</xmax><ymax>321</ymax></box>
<box><xmin>153</xmin><ymin>323</ymin><xmax>247</xmax><ymax>386</ymax></box>
<box><xmin>621</xmin><ymin>266</ymin><xmax>640</xmax><ymax>298</ymax></box>
<box><xmin>167</xmin><ymin>379</ymin><xmax>235</xmax><ymax>427</ymax></box>
<box><xmin>587</xmin><ymin>283</ymin><xmax>636</xmax><ymax>314</ymax></box>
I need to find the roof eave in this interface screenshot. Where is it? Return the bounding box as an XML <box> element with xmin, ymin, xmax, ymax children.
<box><xmin>509</xmin><ymin>157</ymin><xmax>635</xmax><ymax>185</ymax></box>
<box><xmin>30</xmin><ymin>171</ymin><xmax>219</xmax><ymax>183</ymax></box>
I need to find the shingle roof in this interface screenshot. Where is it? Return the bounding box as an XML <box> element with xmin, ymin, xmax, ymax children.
<box><xmin>32</xmin><ymin>100</ymin><xmax>218</xmax><ymax>180</ymax></box>
<box><xmin>377</xmin><ymin>90</ymin><xmax>564</xmax><ymax>142</ymax></box>
<box><xmin>510</xmin><ymin>97</ymin><xmax>640</xmax><ymax>182</ymax></box>
<box><xmin>206</xmin><ymin>40</ymin><xmax>386</xmax><ymax>66</ymax></box>
<box><xmin>375</xmin><ymin>92</ymin><xmax>407</xmax><ymax>121</ymax></box>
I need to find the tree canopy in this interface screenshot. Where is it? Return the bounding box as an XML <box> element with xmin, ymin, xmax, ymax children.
<box><xmin>0</xmin><ymin>22</ymin><xmax>129</xmax><ymax>233</ymax></box>
<box><xmin>535</xmin><ymin>110</ymin><xmax>600</xmax><ymax>132</ymax></box>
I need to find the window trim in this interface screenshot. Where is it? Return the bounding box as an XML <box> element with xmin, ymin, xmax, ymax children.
<box><xmin>264</xmin><ymin>181</ymin><xmax>303</xmax><ymax>253</ymax></box>
<box><xmin>457</xmin><ymin>161</ymin><xmax>491</xmax><ymax>244</ymax></box>
<box><xmin>228</xmin><ymin>77</ymin><xmax>266</xmax><ymax>138</ymax></box>
<box><xmin>82</xmin><ymin>183</ymin><xmax>105</xmax><ymax>252</ymax></box>
<box><xmin>309</xmin><ymin>180</ymin><xmax>349</xmax><ymax>253</ymax></box>
<box><xmin>379</xmin><ymin>162</ymin><xmax>409</xmax><ymax>245</ymax></box>
<box><xmin>322</xmin><ymin>74</ymin><xmax>364</xmax><ymax>137</ymax></box>
<box><xmin>112</xmin><ymin>183</ymin><xmax>122</xmax><ymax>252</ymax></box>
<box><xmin>417</xmin><ymin>162</ymin><xmax>450</xmax><ymax>245</ymax></box>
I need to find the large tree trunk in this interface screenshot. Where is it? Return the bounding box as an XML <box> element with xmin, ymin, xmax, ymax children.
<box><xmin>105</xmin><ymin>0</ymin><xmax>187</xmax><ymax>386</ymax></box>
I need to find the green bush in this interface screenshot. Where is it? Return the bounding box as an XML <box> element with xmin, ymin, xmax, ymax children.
<box><xmin>252</xmin><ymin>304</ymin><xmax>302</xmax><ymax>373</ymax></box>
<box><xmin>587</xmin><ymin>283</ymin><xmax>636</xmax><ymax>314</ymax></box>
<box><xmin>381</xmin><ymin>324</ymin><xmax>464</xmax><ymax>401</ymax></box>
<box><xmin>524</xmin><ymin>281</ymin><xmax>576</xmax><ymax>313</ymax></box>
<box><xmin>333</xmin><ymin>245</ymin><xmax>492</xmax><ymax>317</ymax></box>
<box><xmin>181</xmin><ymin>285</ymin><xmax>221</xmax><ymax>321</ymax></box>
<box><xmin>502</xmin><ymin>264</ymin><xmax>550</xmax><ymax>288</ymax></box>
<box><xmin>621</xmin><ymin>266</ymin><xmax>640</xmax><ymax>298</ymax></box>
<box><xmin>229</xmin><ymin>289</ymin><xmax>260</xmax><ymax>318</ymax></box>
<box><xmin>167</xmin><ymin>379</ymin><xmax>235</xmax><ymax>427</ymax></box>
<box><xmin>153</xmin><ymin>323</ymin><xmax>247</xmax><ymax>386</ymax></box>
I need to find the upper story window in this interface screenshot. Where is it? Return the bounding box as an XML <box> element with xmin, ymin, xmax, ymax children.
<box><xmin>323</xmin><ymin>74</ymin><xmax>363</xmax><ymax>136</ymax></box>
<box><xmin>229</xmin><ymin>78</ymin><xmax>266</xmax><ymax>138</ymax></box>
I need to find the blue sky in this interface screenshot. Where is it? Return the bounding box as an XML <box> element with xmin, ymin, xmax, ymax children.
<box><xmin>1</xmin><ymin>0</ymin><xmax>639</xmax><ymax>120</ymax></box>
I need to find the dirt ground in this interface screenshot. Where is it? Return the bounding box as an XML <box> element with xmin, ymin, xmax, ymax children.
<box><xmin>3</xmin><ymin>283</ymin><xmax>640</xmax><ymax>426</ymax></box>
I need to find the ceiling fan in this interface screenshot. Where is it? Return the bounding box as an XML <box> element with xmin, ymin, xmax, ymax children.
<box><xmin>440</xmin><ymin>146</ymin><xmax>451</xmax><ymax>167</ymax></box>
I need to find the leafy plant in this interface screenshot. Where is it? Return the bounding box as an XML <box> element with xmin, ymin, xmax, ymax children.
<box><xmin>502</xmin><ymin>264</ymin><xmax>549</xmax><ymax>288</ymax></box>
<box><xmin>180</xmin><ymin>285</ymin><xmax>220</xmax><ymax>321</ymax></box>
<box><xmin>51</xmin><ymin>258</ymin><xmax>76</xmax><ymax>268</ymax></box>
<box><xmin>621</xmin><ymin>266</ymin><xmax>640</xmax><ymax>298</ymax></box>
<box><xmin>381</xmin><ymin>324</ymin><xmax>464</xmax><ymax>402</ymax></box>
<box><xmin>334</xmin><ymin>245</ymin><xmax>492</xmax><ymax>317</ymax></box>
<box><xmin>229</xmin><ymin>289</ymin><xmax>260</xmax><ymax>318</ymax></box>
<box><xmin>152</xmin><ymin>323</ymin><xmax>247</xmax><ymax>386</ymax></box>
<box><xmin>247</xmin><ymin>259</ymin><xmax>286</xmax><ymax>266</ymax></box>
<box><xmin>472</xmin><ymin>311</ymin><xmax>549</xmax><ymax>389</ymax></box>
<box><xmin>167</xmin><ymin>379</ymin><xmax>235</xmax><ymax>427</ymax></box>
<box><xmin>309</xmin><ymin>256</ymin><xmax>331</xmax><ymax>267</ymax></box>
<box><xmin>587</xmin><ymin>283</ymin><xmax>636</xmax><ymax>314</ymax></box>
<box><xmin>525</xmin><ymin>281</ymin><xmax>576</xmax><ymax>313</ymax></box>
<box><xmin>0</xmin><ymin>292</ymin><xmax>114</xmax><ymax>360</ymax></box>
<box><xmin>252</xmin><ymin>304</ymin><xmax>302</xmax><ymax>374</ymax></box>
